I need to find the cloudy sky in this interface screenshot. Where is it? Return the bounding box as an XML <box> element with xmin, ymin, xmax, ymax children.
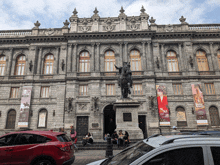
<box><xmin>0</xmin><ymin>0</ymin><xmax>220</xmax><ymax>30</ymax></box>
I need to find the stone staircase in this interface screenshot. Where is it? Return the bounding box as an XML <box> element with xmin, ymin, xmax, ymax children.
<box><xmin>75</xmin><ymin>139</ymin><xmax>142</xmax><ymax>150</ymax></box>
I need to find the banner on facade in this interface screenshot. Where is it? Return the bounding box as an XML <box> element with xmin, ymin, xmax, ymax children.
<box><xmin>156</xmin><ymin>85</ymin><xmax>170</xmax><ymax>126</ymax></box>
<box><xmin>18</xmin><ymin>86</ymin><xmax>32</xmax><ymax>128</ymax></box>
<box><xmin>191</xmin><ymin>84</ymin><xmax>208</xmax><ymax>125</ymax></box>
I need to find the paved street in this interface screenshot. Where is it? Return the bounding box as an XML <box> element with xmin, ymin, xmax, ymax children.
<box><xmin>72</xmin><ymin>150</ymin><xmax>122</xmax><ymax>165</ymax></box>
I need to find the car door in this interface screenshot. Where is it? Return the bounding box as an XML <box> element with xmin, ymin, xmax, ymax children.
<box><xmin>10</xmin><ymin>133</ymin><xmax>45</xmax><ymax>165</ymax></box>
<box><xmin>140</xmin><ymin>146</ymin><xmax>207</xmax><ymax>165</ymax></box>
<box><xmin>208</xmin><ymin>145</ymin><xmax>220</xmax><ymax>165</ymax></box>
<box><xmin>0</xmin><ymin>134</ymin><xmax>18</xmax><ymax>165</ymax></box>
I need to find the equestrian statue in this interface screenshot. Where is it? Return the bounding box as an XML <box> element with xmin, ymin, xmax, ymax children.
<box><xmin>115</xmin><ymin>62</ymin><xmax>133</xmax><ymax>98</ymax></box>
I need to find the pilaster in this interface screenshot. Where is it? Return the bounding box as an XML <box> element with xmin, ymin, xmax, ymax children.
<box><xmin>67</xmin><ymin>44</ymin><xmax>72</xmax><ymax>72</ymax></box>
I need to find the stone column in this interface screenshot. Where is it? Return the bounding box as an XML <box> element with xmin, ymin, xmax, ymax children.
<box><xmin>124</xmin><ymin>42</ymin><xmax>128</xmax><ymax>62</ymax></box>
<box><xmin>141</xmin><ymin>42</ymin><xmax>146</xmax><ymax>71</ymax></box>
<box><xmin>67</xmin><ymin>44</ymin><xmax>72</xmax><ymax>72</ymax></box>
<box><xmin>207</xmin><ymin>53</ymin><xmax>214</xmax><ymax>71</ymax></box>
<box><xmin>91</xmin><ymin>44</ymin><xmax>95</xmax><ymax>72</ymax></box>
<box><xmin>6</xmin><ymin>48</ymin><xmax>13</xmax><ymax>76</ymax></box>
<box><xmin>119</xmin><ymin>42</ymin><xmax>123</xmax><ymax>66</ymax></box>
<box><xmin>54</xmin><ymin>47</ymin><xmax>60</xmax><ymax>74</ymax></box>
<box><xmin>178</xmin><ymin>43</ymin><xmax>183</xmax><ymax>71</ymax></box>
<box><xmin>209</xmin><ymin>42</ymin><xmax>217</xmax><ymax>71</ymax></box>
<box><xmin>37</xmin><ymin>47</ymin><xmax>42</xmax><ymax>75</ymax></box>
<box><xmin>72</xmin><ymin>44</ymin><xmax>77</xmax><ymax>72</ymax></box>
<box><xmin>161</xmin><ymin>44</ymin><xmax>166</xmax><ymax>71</ymax></box>
<box><xmin>95</xmin><ymin>43</ymin><xmax>100</xmax><ymax>72</ymax></box>
<box><xmin>147</xmin><ymin>41</ymin><xmax>153</xmax><ymax>71</ymax></box>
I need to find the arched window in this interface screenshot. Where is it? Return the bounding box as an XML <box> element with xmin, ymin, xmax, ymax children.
<box><xmin>6</xmin><ymin>109</ymin><xmax>16</xmax><ymax>129</ymax></box>
<box><xmin>130</xmin><ymin>50</ymin><xmax>141</xmax><ymax>71</ymax></box>
<box><xmin>167</xmin><ymin>51</ymin><xmax>179</xmax><ymax>72</ymax></box>
<box><xmin>196</xmin><ymin>50</ymin><xmax>209</xmax><ymax>71</ymax></box>
<box><xmin>15</xmin><ymin>55</ymin><xmax>26</xmax><ymax>75</ymax></box>
<box><xmin>0</xmin><ymin>55</ymin><xmax>6</xmax><ymax>76</ymax></box>
<box><xmin>43</xmin><ymin>54</ymin><xmax>54</xmax><ymax>74</ymax></box>
<box><xmin>79</xmin><ymin>51</ymin><xmax>90</xmax><ymax>72</ymax></box>
<box><xmin>176</xmin><ymin>107</ymin><xmax>187</xmax><ymax>127</ymax></box>
<box><xmin>209</xmin><ymin>106</ymin><xmax>220</xmax><ymax>126</ymax></box>
<box><xmin>105</xmin><ymin>51</ymin><xmax>116</xmax><ymax>71</ymax></box>
<box><xmin>217</xmin><ymin>50</ymin><xmax>220</xmax><ymax>69</ymax></box>
<box><xmin>38</xmin><ymin>109</ymin><xmax>48</xmax><ymax>128</ymax></box>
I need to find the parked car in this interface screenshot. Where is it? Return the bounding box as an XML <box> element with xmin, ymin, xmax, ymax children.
<box><xmin>88</xmin><ymin>134</ymin><xmax>220</xmax><ymax>165</ymax></box>
<box><xmin>0</xmin><ymin>130</ymin><xmax>75</xmax><ymax>165</ymax></box>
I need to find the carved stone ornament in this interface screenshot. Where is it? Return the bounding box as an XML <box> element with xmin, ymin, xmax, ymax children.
<box><xmin>73</xmin><ymin>8</ymin><xmax>78</xmax><ymax>16</ymax></box>
<box><xmin>103</xmin><ymin>25</ymin><xmax>116</xmax><ymax>32</ymax></box>
<box><xmin>33</xmin><ymin>20</ymin><xmax>40</xmax><ymax>29</ymax></box>
<box><xmin>79</xmin><ymin>26</ymin><xmax>91</xmax><ymax>32</ymax></box>
<box><xmin>165</xmin><ymin>24</ymin><xmax>174</xmax><ymax>32</ymax></box>
<box><xmin>91</xmin><ymin>97</ymin><xmax>99</xmax><ymax>111</ymax></box>
<box><xmin>29</xmin><ymin>60</ymin><xmax>33</xmax><ymax>72</ymax></box>
<box><xmin>148</xmin><ymin>96</ymin><xmax>155</xmax><ymax>109</ymax></box>
<box><xmin>65</xmin><ymin>97</ymin><xmax>74</xmax><ymax>113</ymax></box>
<box><xmin>105</xmin><ymin>17</ymin><xmax>113</xmax><ymax>25</ymax></box>
<box><xmin>63</xmin><ymin>20</ymin><xmax>69</xmax><ymax>28</ymax></box>
<box><xmin>179</xmin><ymin>16</ymin><xmax>187</xmax><ymax>24</ymax></box>
<box><xmin>149</xmin><ymin>17</ymin><xmax>156</xmax><ymax>25</ymax></box>
<box><xmin>127</xmin><ymin>24</ymin><xmax>140</xmax><ymax>31</ymax></box>
<box><xmin>79</xmin><ymin>104</ymin><xmax>87</xmax><ymax>111</ymax></box>
<box><xmin>45</xmin><ymin>28</ymin><xmax>55</xmax><ymax>35</ymax></box>
<box><xmin>189</xmin><ymin>56</ymin><xmax>193</xmax><ymax>68</ymax></box>
<box><xmin>155</xmin><ymin>57</ymin><xmax>160</xmax><ymax>69</ymax></box>
<box><xmin>61</xmin><ymin>59</ymin><xmax>65</xmax><ymax>71</ymax></box>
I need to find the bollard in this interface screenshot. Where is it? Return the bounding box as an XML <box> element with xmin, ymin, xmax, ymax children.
<box><xmin>105</xmin><ymin>134</ymin><xmax>113</xmax><ymax>158</ymax></box>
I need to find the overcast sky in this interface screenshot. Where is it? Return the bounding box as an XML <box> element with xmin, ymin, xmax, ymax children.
<box><xmin>0</xmin><ymin>0</ymin><xmax>220</xmax><ymax>30</ymax></box>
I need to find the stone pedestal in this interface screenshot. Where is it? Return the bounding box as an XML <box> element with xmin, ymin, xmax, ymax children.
<box><xmin>113</xmin><ymin>99</ymin><xmax>144</xmax><ymax>139</ymax></box>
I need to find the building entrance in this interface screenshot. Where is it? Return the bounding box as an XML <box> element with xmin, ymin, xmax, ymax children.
<box><xmin>103</xmin><ymin>105</ymin><xmax>116</xmax><ymax>138</ymax></box>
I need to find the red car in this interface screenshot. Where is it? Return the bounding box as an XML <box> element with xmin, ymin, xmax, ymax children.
<box><xmin>0</xmin><ymin>130</ymin><xmax>75</xmax><ymax>165</ymax></box>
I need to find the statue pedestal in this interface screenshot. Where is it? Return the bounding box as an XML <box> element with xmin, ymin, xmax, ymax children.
<box><xmin>113</xmin><ymin>99</ymin><xmax>144</xmax><ymax>139</ymax></box>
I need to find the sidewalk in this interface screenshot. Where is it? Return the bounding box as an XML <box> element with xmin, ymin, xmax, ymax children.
<box><xmin>72</xmin><ymin>150</ymin><xmax>122</xmax><ymax>165</ymax></box>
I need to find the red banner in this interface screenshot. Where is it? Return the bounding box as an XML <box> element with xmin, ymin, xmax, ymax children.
<box><xmin>18</xmin><ymin>86</ymin><xmax>32</xmax><ymax>128</ymax></box>
<box><xmin>156</xmin><ymin>85</ymin><xmax>170</xmax><ymax>126</ymax></box>
<box><xmin>191</xmin><ymin>84</ymin><xmax>208</xmax><ymax>125</ymax></box>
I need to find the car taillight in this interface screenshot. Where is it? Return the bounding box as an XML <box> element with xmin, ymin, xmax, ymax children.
<box><xmin>57</xmin><ymin>144</ymin><xmax>71</xmax><ymax>152</ymax></box>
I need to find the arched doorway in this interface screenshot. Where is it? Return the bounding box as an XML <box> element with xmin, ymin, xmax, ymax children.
<box><xmin>103</xmin><ymin>105</ymin><xmax>116</xmax><ymax>137</ymax></box>
<box><xmin>6</xmin><ymin>109</ymin><xmax>16</xmax><ymax>129</ymax></box>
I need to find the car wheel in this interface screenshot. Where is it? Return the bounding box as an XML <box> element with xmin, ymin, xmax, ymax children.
<box><xmin>34</xmin><ymin>160</ymin><xmax>52</xmax><ymax>165</ymax></box>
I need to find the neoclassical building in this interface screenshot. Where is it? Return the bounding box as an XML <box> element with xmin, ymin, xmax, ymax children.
<box><xmin>0</xmin><ymin>6</ymin><xmax>220</xmax><ymax>139</ymax></box>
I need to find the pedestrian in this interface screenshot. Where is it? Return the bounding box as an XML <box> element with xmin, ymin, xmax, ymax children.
<box><xmin>82</xmin><ymin>132</ymin><xmax>93</xmax><ymax>146</ymax></box>
<box><xmin>111</xmin><ymin>131</ymin><xmax>118</xmax><ymax>144</ymax></box>
<box><xmin>123</xmin><ymin>131</ymin><xmax>131</xmax><ymax>146</ymax></box>
<box><xmin>70</xmin><ymin>126</ymin><xmax>78</xmax><ymax>150</ymax></box>
<box><xmin>171</xmin><ymin>126</ymin><xmax>178</xmax><ymax>133</ymax></box>
<box><xmin>118</xmin><ymin>130</ymin><xmax>124</xmax><ymax>147</ymax></box>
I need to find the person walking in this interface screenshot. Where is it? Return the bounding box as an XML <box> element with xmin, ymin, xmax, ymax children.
<box><xmin>171</xmin><ymin>126</ymin><xmax>178</xmax><ymax>133</ymax></box>
<box><xmin>70</xmin><ymin>126</ymin><xmax>78</xmax><ymax>150</ymax></box>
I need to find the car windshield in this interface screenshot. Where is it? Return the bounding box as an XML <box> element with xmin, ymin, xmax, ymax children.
<box><xmin>103</xmin><ymin>141</ymin><xmax>155</xmax><ymax>165</ymax></box>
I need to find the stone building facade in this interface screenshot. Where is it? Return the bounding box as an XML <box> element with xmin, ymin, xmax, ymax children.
<box><xmin>0</xmin><ymin>6</ymin><xmax>220</xmax><ymax>139</ymax></box>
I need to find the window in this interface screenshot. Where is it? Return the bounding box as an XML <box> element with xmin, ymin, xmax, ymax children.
<box><xmin>106</xmin><ymin>84</ymin><xmax>115</xmax><ymax>95</ymax></box>
<box><xmin>38</xmin><ymin>109</ymin><xmax>47</xmax><ymax>128</ymax></box>
<box><xmin>105</xmin><ymin>51</ymin><xmax>116</xmax><ymax>71</ymax></box>
<box><xmin>10</xmin><ymin>87</ymin><xmax>19</xmax><ymax>98</ymax></box>
<box><xmin>196</xmin><ymin>50</ymin><xmax>209</xmax><ymax>71</ymax></box>
<box><xmin>205</xmin><ymin>83</ymin><xmax>215</xmax><ymax>95</ymax></box>
<box><xmin>144</xmin><ymin>147</ymin><xmax>204</xmax><ymax>165</ymax></box>
<box><xmin>176</xmin><ymin>107</ymin><xmax>187</xmax><ymax>127</ymax></box>
<box><xmin>211</xmin><ymin>147</ymin><xmax>220</xmax><ymax>165</ymax></box>
<box><xmin>130</xmin><ymin>50</ymin><xmax>141</xmax><ymax>71</ymax></box>
<box><xmin>209</xmin><ymin>106</ymin><xmax>220</xmax><ymax>126</ymax></box>
<box><xmin>79</xmin><ymin>85</ymin><xmax>88</xmax><ymax>96</ymax></box>
<box><xmin>41</xmin><ymin>87</ymin><xmax>50</xmax><ymax>98</ymax></box>
<box><xmin>14</xmin><ymin>134</ymin><xmax>50</xmax><ymax>145</ymax></box>
<box><xmin>79</xmin><ymin>51</ymin><xmax>90</xmax><ymax>72</ymax></box>
<box><xmin>133</xmin><ymin>84</ymin><xmax>142</xmax><ymax>95</ymax></box>
<box><xmin>217</xmin><ymin>50</ymin><xmax>220</xmax><ymax>69</ymax></box>
<box><xmin>15</xmin><ymin>55</ymin><xmax>26</xmax><ymax>75</ymax></box>
<box><xmin>167</xmin><ymin>51</ymin><xmax>179</xmax><ymax>72</ymax></box>
<box><xmin>43</xmin><ymin>54</ymin><xmax>54</xmax><ymax>74</ymax></box>
<box><xmin>173</xmin><ymin>84</ymin><xmax>183</xmax><ymax>95</ymax></box>
<box><xmin>0</xmin><ymin>55</ymin><xmax>6</xmax><ymax>76</ymax></box>
<box><xmin>6</xmin><ymin>110</ymin><xmax>16</xmax><ymax>129</ymax></box>
<box><xmin>0</xmin><ymin>134</ymin><xmax>18</xmax><ymax>146</ymax></box>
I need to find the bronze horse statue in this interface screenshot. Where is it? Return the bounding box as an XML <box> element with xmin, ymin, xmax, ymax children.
<box><xmin>115</xmin><ymin>62</ymin><xmax>133</xmax><ymax>98</ymax></box>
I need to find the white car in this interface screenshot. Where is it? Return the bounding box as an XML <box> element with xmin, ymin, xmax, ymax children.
<box><xmin>88</xmin><ymin>134</ymin><xmax>220</xmax><ymax>165</ymax></box>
